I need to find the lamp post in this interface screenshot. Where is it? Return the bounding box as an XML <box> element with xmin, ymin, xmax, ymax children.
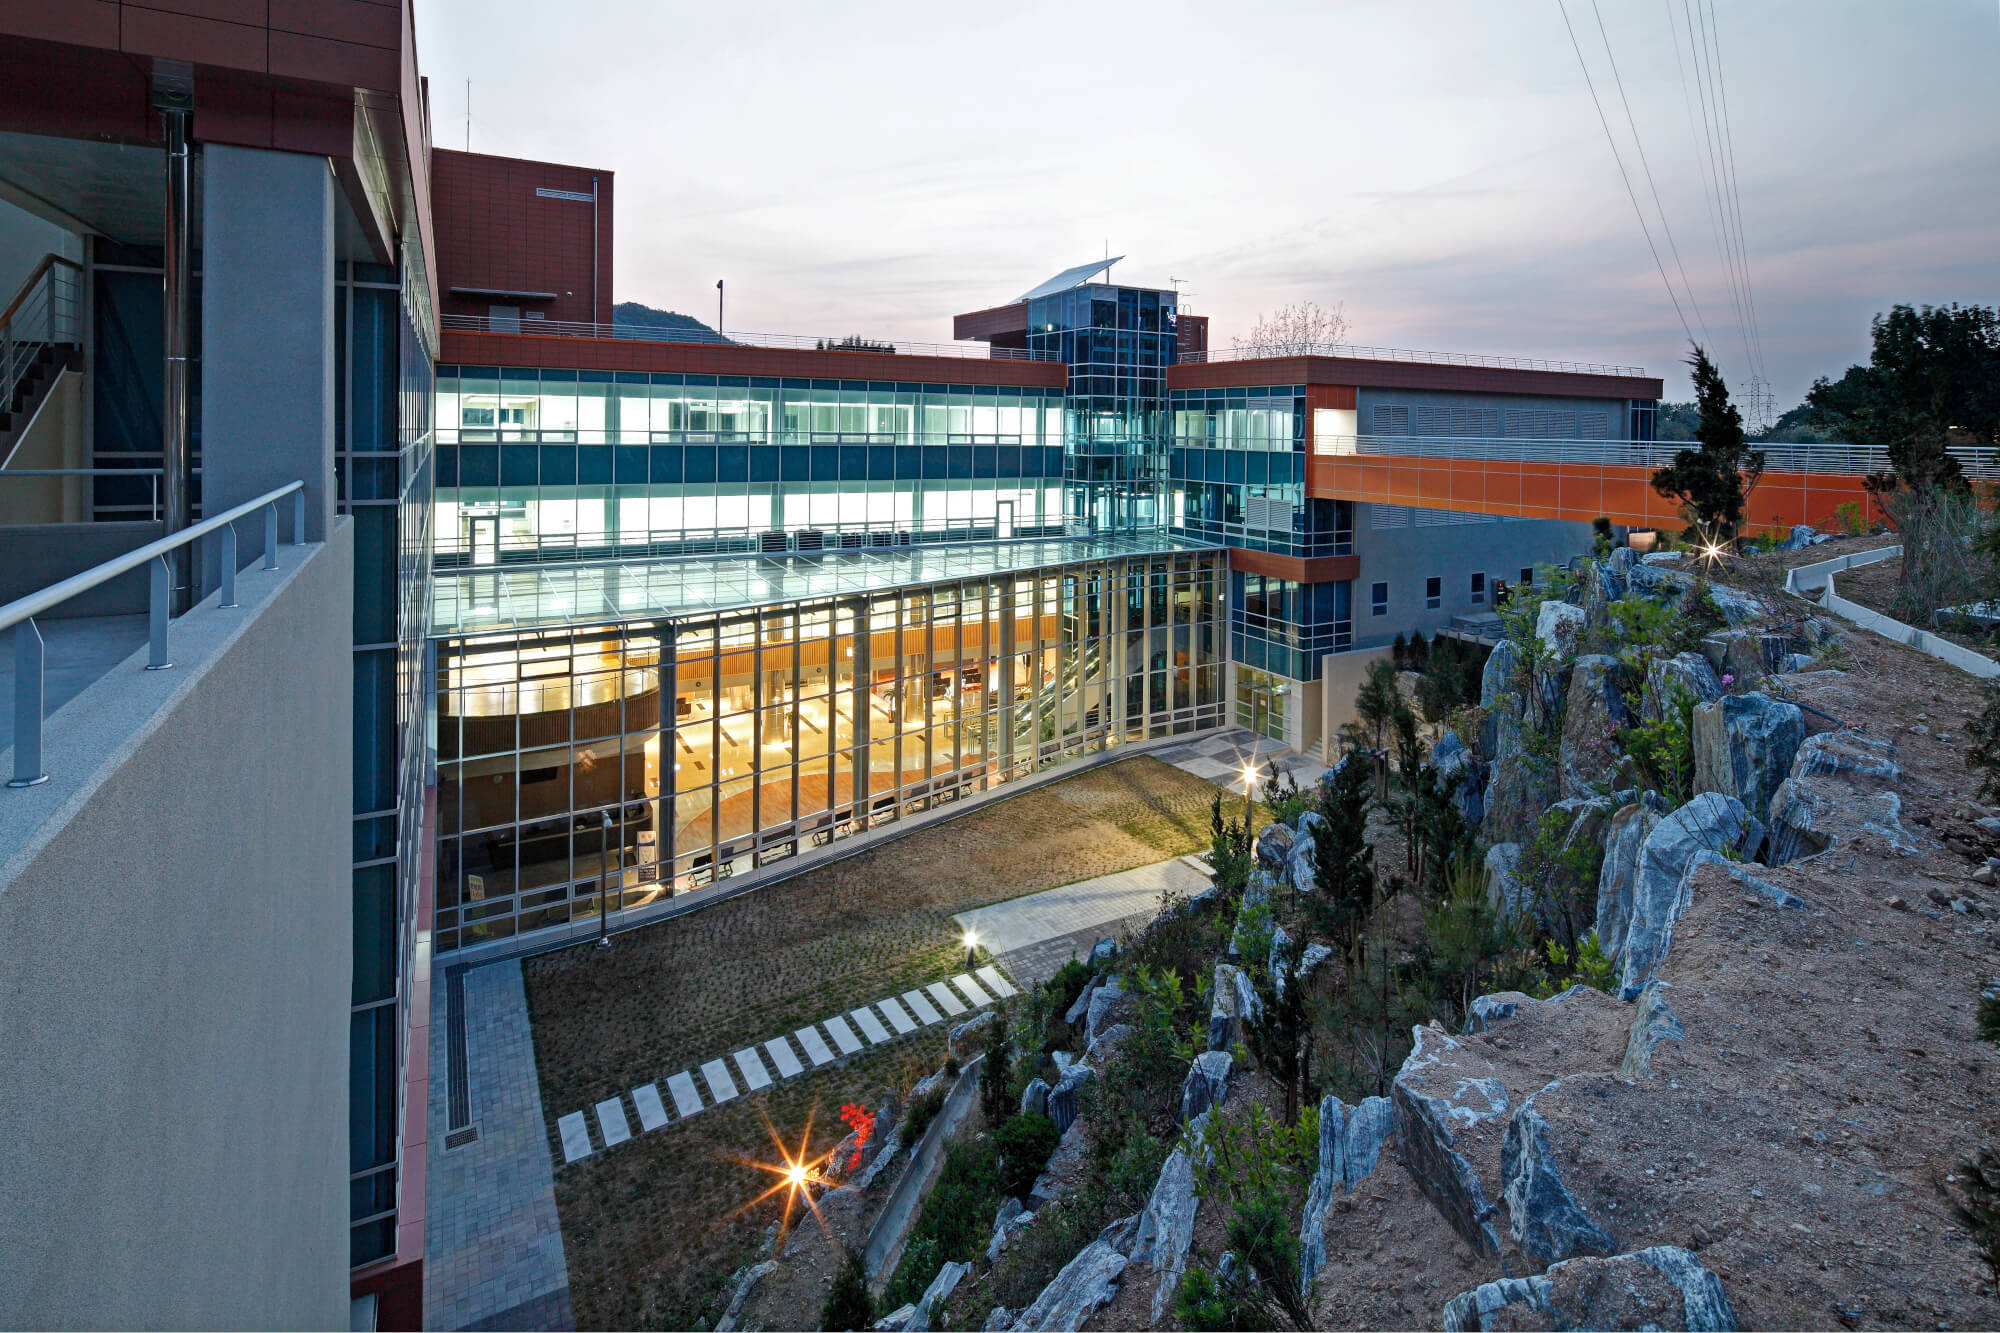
<box><xmin>596</xmin><ymin>810</ymin><xmax>614</xmax><ymax>951</ymax></box>
<box><xmin>963</xmin><ymin>929</ymin><xmax>978</xmax><ymax>970</ymax></box>
<box><xmin>1242</xmin><ymin>759</ymin><xmax>1256</xmax><ymax>833</ymax></box>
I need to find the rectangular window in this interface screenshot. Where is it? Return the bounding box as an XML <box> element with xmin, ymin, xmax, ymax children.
<box><xmin>1370</xmin><ymin>581</ymin><xmax>1388</xmax><ymax>616</ymax></box>
<box><xmin>1520</xmin><ymin>567</ymin><xmax>1534</xmax><ymax>586</ymax></box>
<box><xmin>1425</xmin><ymin>576</ymin><xmax>1442</xmax><ymax>610</ymax></box>
<box><xmin>1471</xmin><ymin>572</ymin><xmax>1486</xmax><ymax>605</ymax></box>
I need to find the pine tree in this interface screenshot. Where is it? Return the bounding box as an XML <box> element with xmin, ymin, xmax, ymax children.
<box><xmin>1651</xmin><ymin>346</ymin><xmax>1767</xmax><ymax>543</ymax></box>
<box><xmin>1312</xmin><ymin>756</ymin><xmax>1377</xmax><ymax>970</ymax></box>
<box><xmin>821</xmin><ymin>1246</ymin><xmax>875</xmax><ymax>1331</ymax></box>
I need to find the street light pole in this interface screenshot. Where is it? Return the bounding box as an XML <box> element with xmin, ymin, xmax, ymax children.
<box><xmin>1242</xmin><ymin>759</ymin><xmax>1256</xmax><ymax>840</ymax></box>
<box><xmin>596</xmin><ymin>810</ymin><xmax>614</xmax><ymax>951</ymax></box>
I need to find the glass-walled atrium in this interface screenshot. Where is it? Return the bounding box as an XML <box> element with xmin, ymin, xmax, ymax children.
<box><xmin>432</xmin><ymin>539</ymin><xmax>1226</xmax><ymax>952</ymax></box>
<box><xmin>434</xmin><ymin>367</ymin><xmax>1068</xmax><ymax>563</ymax></box>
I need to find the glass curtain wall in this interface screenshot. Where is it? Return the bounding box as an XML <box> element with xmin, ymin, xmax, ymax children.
<box><xmin>1168</xmin><ymin>385</ymin><xmax>1354</xmax><ymax>558</ymax></box>
<box><xmin>339</xmin><ymin>254</ymin><xmax>435</xmax><ymax>1268</ymax></box>
<box><xmin>432</xmin><ymin>549</ymin><xmax>1225</xmax><ymax>953</ymax></box>
<box><xmin>1231</xmin><ymin>572</ymin><xmax>1351</xmax><ymax>681</ymax></box>
<box><xmin>434</xmin><ymin>368</ymin><xmax>1067</xmax><ymax>562</ymax></box>
<box><xmin>1025</xmin><ymin>285</ymin><xmax>1177</xmax><ymax>536</ymax></box>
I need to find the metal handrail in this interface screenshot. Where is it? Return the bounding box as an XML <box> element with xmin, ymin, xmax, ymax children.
<box><xmin>4</xmin><ymin>479</ymin><xmax>307</xmax><ymax>788</ymax></box>
<box><xmin>0</xmin><ymin>468</ymin><xmax>165</xmax><ymax>521</ymax></box>
<box><xmin>439</xmin><ymin>312</ymin><xmax>1060</xmax><ymax>363</ymax></box>
<box><xmin>1181</xmin><ymin>340</ymin><xmax>1647</xmax><ymax>377</ymax></box>
<box><xmin>1305</xmin><ymin>433</ymin><xmax>2000</xmax><ymax>479</ymax></box>
<box><xmin>1</xmin><ymin>254</ymin><xmax>83</xmax><ymax>426</ymax></box>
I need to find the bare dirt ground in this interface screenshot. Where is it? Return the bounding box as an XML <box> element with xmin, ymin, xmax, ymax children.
<box><xmin>1825</xmin><ymin>552</ymin><xmax>1997</xmax><ymax>656</ymax></box>
<box><xmin>529</xmin><ymin>756</ymin><xmax>1236</xmax><ymax>1330</ymax></box>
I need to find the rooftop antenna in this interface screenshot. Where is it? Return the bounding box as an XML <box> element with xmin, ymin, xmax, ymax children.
<box><xmin>464</xmin><ymin>78</ymin><xmax>471</xmax><ymax>151</ymax></box>
<box><xmin>1169</xmin><ymin>276</ymin><xmax>1194</xmax><ymax>309</ymax></box>
<box><xmin>1103</xmin><ymin>240</ymin><xmax>1115</xmax><ymax>285</ymax></box>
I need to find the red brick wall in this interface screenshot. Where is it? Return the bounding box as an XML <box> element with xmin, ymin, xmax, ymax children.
<box><xmin>432</xmin><ymin>148</ymin><xmax>613</xmax><ymax>326</ymax></box>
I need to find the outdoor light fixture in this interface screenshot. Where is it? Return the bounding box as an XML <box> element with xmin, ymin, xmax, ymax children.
<box><xmin>595</xmin><ymin>810</ymin><xmax>614</xmax><ymax>951</ymax></box>
<box><xmin>964</xmin><ymin>928</ymin><xmax>978</xmax><ymax>967</ymax></box>
<box><xmin>1242</xmin><ymin>759</ymin><xmax>1257</xmax><ymax>832</ymax></box>
<box><xmin>733</xmin><ymin>1108</ymin><xmax>836</xmax><ymax>1257</ymax></box>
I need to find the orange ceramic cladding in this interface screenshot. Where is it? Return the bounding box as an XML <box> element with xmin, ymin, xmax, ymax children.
<box><xmin>1306</xmin><ymin>457</ymin><xmax>1883</xmax><ymax>533</ymax></box>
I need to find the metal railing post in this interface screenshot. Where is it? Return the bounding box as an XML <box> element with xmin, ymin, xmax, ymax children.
<box><xmin>146</xmin><ymin>555</ymin><xmax>172</xmax><ymax>670</ymax></box>
<box><xmin>292</xmin><ymin>488</ymin><xmax>306</xmax><ymax>546</ymax></box>
<box><xmin>219</xmin><ymin>523</ymin><xmax>238</xmax><ymax>608</ymax></box>
<box><xmin>8</xmin><ymin>619</ymin><xmax>47</xmax><ymax>787</ymax></box>
<box><xmin>263</xmin><ymin>501</ymin><xmax>279</xmax><ymax>570</ymax></box>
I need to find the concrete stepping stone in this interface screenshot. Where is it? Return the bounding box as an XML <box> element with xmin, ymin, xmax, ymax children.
<box><xmin>595</xmin><ymin>1097</ymin><xmax>632</xmax><ymax>1148</ymax></box>
<box><xmin>557</xmin><ymin>1111</ymin><xmax>593</xmax><ymax>1164</ymax></box>
<box><xmin>701</xmin><ymin>1058</ymin><xmax>740</xmax><ymax>1104</ymax></box>
<box><xmin>795</xmin><ymin>1025</ymin><xmax>836</xmax><ymax>1067</ymax></box>
<box><xmin>926</xmin><ymin>981</ymin><xmax>968</xmax><ymax>1017</ymax></box>
<box><xmin>632</xmin><ymin>1083</ymin><xmax>669</xmax><ymax>1132</ymax></box>
<box><xmin>952</xmin><ymin>973</ymin><xmax>994</xmax><ymax>1007</ymax></box>
<box><xmin>877</xmin><ymin>995</ymin><xmax>918</xmax><ymax>1035</ymax></box>
<box><xmin>765</xmin><ymin>1036</ymin><xmax>805</xmax><ymax>1079</ymax></box>
<box><xmin>902</xmin><ymin>989</ymin><xmax>944</xmax><ymax>1025</ymax></box>
<box><xmin>824</xmin><ymin>1014</ymin><xmax>864</xmax><ymax>1055</ymax></box>
<box><xmin>734</xmin><ymin>1047</ymin><xmax>773</xmax><ymax>1091</ymax></box>
<box><xmin>666</xmin><ymin>1070</ymin><xmax>704</xmax><ymax>1119</ymax></box>
<box><xmin>976</xmin><ymin>966</ymin><xmax>1019</xmax><ymax>998</ymax></box>
<box><xmin>850</xmin><ymin>1006</ymin><xmax>893</xmax><ymax>1045</ymax></box>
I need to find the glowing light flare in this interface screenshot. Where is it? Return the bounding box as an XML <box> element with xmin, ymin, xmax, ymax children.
<box><xmin>726</xmin><ymin>1104</ymin><xmax>840</xmax><ymax>1254</ymax></box>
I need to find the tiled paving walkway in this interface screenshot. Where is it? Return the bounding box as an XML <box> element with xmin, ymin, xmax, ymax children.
<box><xmin>1151</xmin><ymin>725</ymin><xmax>1319</xmax><ymax>795</ymax></box>
<box><xmin>953</xmin><ymin>858</ymin><xmax>1212</xmax><ymax>957</ymax></box>
<box><xmin>425</xmin><ymin>961</ymin><xmax>574</xmax><ymax>1332</ymax></box>
<box><xmin>551</xmin><ymin>967</ymin><xmax>1021</xmax><ymax>1166</ymax></box>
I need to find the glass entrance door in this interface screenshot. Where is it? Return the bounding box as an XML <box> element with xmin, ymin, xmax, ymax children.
<box><xmin>468</xmin><ymin>515</ymin><xmax>499</xmax><ymax>566</ymax></box>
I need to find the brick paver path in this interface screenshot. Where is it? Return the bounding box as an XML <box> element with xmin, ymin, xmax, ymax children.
<box><xmin>424</xmin><ymin>961</ymin><xmax>573</xmax><ymax>1332</ymax></box>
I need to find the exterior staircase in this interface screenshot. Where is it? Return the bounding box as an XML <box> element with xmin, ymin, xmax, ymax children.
<box><xmin>0</xmin><ymin>253</ymin><xmax>83</xmax><ymax>470</ymax></box>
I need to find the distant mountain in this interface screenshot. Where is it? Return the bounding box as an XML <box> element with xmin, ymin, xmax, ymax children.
<box><xmin>612</xmin><ymin>301</ymin><xmax>727</xmax><ymax>344</ymax></box>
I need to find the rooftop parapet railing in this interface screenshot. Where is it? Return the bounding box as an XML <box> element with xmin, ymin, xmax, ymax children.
<box><xmin>439</xmin><ymin>313</ymin><xmax>1060</xmax><ymax>363</ymax></box>
<box><xmin>1308</xmin><ymin>433</ymin><xmax>2000</xmax><ymax>479</ymax></box>
<box><xmin>2</xmin><ymin>479</ymin><xmax>307</xmax><ymax>789</ymax></box>
<box><xmin>1180</xmin><ymin>341</ymin><xmax>1647</xmax><ymax>377</ymax></box>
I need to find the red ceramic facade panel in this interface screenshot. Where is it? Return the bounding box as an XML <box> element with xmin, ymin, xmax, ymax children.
<box><xmin>269</xmin><ymin>0</ymin><xmax>399</xmax><ymax>49</ymax></box>
<box><xmin>0</xmin><ymin>0</ymin><xmax>121</xmax><ymax>46</ymax></box>
<box><xmin>119</xmin><ymin>4</ymin><xmax>269</xmax><ymax>69</ymax></box>
<box><xmin>432</xmin><ymin>149</ymin><xmax>614</xmax><ymax>325</ymax></box>
<box><xmin>1172</xmin><ymin>354</ymin><xmax>1662</xmax><ymax>403</ymax></box>
<box><xmin>1229</xmin><ymin>547</ymin><xmax>1359</xmax><ymax>585</ymax></box>
<box><xmin>138</xmin><ymin>0</ymin><xmax>268</xmax><ymax>25</ymax></box>
<box><xmin>268</xmin><ymin>28</ymin><xmax>398</xmax><ymax>91</ymax></box>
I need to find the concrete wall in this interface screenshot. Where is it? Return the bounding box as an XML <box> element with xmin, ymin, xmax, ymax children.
<box><xmin>199</xmin><ymin>143</ymin><xmax>337</xmax><ymax>564</ymax></box>
<box><xmin>1321</xmin><ymin>646</ymin><xmax>1395</xmax><ymax>754</ymax></box>
<box><xmin>0</xmin><ymin>520</ymin><xmax>162</xmax><ymax>617</ymax></box>
<box><xmin>1349</xmin><ymin>509</ymin><xmax>1593</xmax><ymax>650</ymax></box>
<box><xmin>0</xmin><ymin>197</ymin><xmax>80</xmax><ymax>301</ymax></box>
<box><xmin>0</xmin><ymin>521</ymin><xmax>354</xmax><ymax>1330</ymax></box>
<box><xmin>0</xmin><ymin>370</ymin><xmax>86</xmax><ymax>524</ymax></box>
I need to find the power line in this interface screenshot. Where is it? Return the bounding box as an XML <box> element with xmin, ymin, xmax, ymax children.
<box><xmin>1703</xmin><ymin>0</ymin><xmax>1769</xmax><ymax>384</ymax></box>
<box><xmin>1590</xmin><ymin>0</ymin><xmax>1712</xmax><ymax>349</ymax></box>
<box><xmin>1667</xmin><ymin>0</ymin><xmax>1754</xmax><ymax>375</ymax></box>
<box><xmin>1555</xmin><ymin>0</ymin><xmax>1696</xmax><ymax>346</ymax></box>
<box><xmin>1687</xmin><ymin>0</ymin><xmax>1764</xmax><ymax>384</ymax></box>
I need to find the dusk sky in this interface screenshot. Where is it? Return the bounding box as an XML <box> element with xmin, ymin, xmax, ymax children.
<box><xmin>416</xmin><ymin>1</ymin><xmax>2000</xmax><ymax>407</ymax></box>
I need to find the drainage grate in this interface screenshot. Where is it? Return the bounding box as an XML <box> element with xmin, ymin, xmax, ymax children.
<box><xmin>444</xmin><ymin>1126</ymin><xmax>481</xmax><ymax>1150</ymax></box>
<box><xmin>446</xmin><ymin>964</ymin><xmax>472</xmax><ymax>1131</ymax></box>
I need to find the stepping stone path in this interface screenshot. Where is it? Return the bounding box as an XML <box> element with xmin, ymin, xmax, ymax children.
<box><xmin>551</xmin><ymin>959</ymin><xmax>1020</xmax><ymax>1163</ymax></box>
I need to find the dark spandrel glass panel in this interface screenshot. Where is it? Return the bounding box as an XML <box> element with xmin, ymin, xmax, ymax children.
<box><xmin>349</xmin><ymin>1005</ymin><xmax>397</xmax><ymax>1171</ymax></box>
<box><xmin>1043</xmin><ymin>447</ymin><xmax>1065</xmax><ymax>476</ymax></box>
<box><xmin>750</xmin><ymin>446</ymin><xmax>780</xmax><ymax>483</ymax></box>
<box><xmin>350</xmin><ymin>288</ymin><xmax>397</xmax><ymax>450</ymax></box>
<box><xmin>1247</xmin><ymin>453</ymin><xmax>1268</xmax><ymax>485</ymax></box>
<box><xmin>500</xmin><ymin>445</ymin><xmax>537</xmax><ymax>487</ymax></box>
<box><xmin>352</xmin><ymin>506</ymin><xmax>395</xmax><ymax>643</ymax></box>
<box><xmin>579</xmin><ymin>369</ymin><xmax>614</xmax><ymax>383</ymax></box>
<box><xmin>353</xmin><ymin>647</ymin><xmax>396</xmax><ymax>811</ymax></box>
<box><xmin>897</xmin><ymin>446</ymin><xmax>921</xmax><ymax>478</ymax></box>
<box><xmin>948</xmin><ymin>445</ymin><xmax>971</xmax><ymax>479</ymax></box>
<box><xmin>869</xmin><ymin>445</ymin><xmax>895</xmax><ymax>479</ymax></box>
<box><xmin>458</xmin><ymin>445</ymin><xmax>497</xmax><ymax>487</ymax></box>
<box><xmin>577</xmin><ymin>445</ymin><xmax>612</xmax><ymax>484</ymax></box>
<box><xmin>974</xmin><ymin>447</ymin><xmax>995</xmax><ymax>479</ymax></box>
<box><xmin>781</xmin><ymin>446</ymin><xmax>810</xmax><ymax>482</ymax></box>
<box><xmin>651</xmin><ymin>445</ymin><xmax>684</xmax><ymax>484</ymax></box>
<box><xmin>351</xmin><ymin>1216</ymin><xmax>395</xmax><ymax>1269</ymax></box>
<box><xmin>435</xmin><ymin>444</ymin><xmax>458</xmax><ymax>488</ymax></box>
<box><xmin>354</xmin><ymin>812</ymin><xmax>396</xmax><ymax>862</ymax></box>
<box><xmin>811</xmin><ymin>445</ymin><xmax>838</xmax><ymax>481</ymax></box>
<box><xmin>997</xmin><ymin>445</ymin><xmax>1020</xmax><ymax>477</ymax></box>
<box><xmin>839</xmin><ymin>445</ymin><xmax>867</xmax><ymax>479</ymax></box>
<box><xmin>718</xmin><ymin>445</ymin><xmax>748</xmax><ymax>484</ymax></box>
<box><xmin>540</xmin><ymin>445</ymin><xmax>576</xmax><ymax>486</ymax></box>
<box><xmin>615</xmin><ymin>444</ymin><xmax>649</xmax><ymax>483</ymax></box>
<box><xmin>353</xmin><ymin>260</ymin><xmax>396</xmax><ymax>284</ymax></box>
<box><xmin>353</xmin><ymin>862</ymin><xmax>396</xmax><ymax>1005</ymax></box>
<box><xmin>1226</xmin><ymin>451</ymin><xmax>1245</xmax><ymax>485</ymax></box>
<box><xmin>501</xmin><ymin>367</ymin><xmax>538</xmax><ymax>389</ymax></box>
<box><xmin>684</xmin><ymin>446</ymin><xmax>716</xmax><ymax>484</ymax></box>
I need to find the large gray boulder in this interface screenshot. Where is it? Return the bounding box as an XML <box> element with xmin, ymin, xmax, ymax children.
<box><xmin>1180</xmin><ymin>1050</ymin><xmax>1233</xmax><ymax>1124</ymax></box>
<box><xmin>1777</xmin><ymin>523</ymin><xmax>1819</xmax><ymax>551</ymax></box>
<box><xmin>908</xmin><ymin>1260</ymin><xmax>972</xmax><ymax>1332</ymax></box>
<box><xmin>1433</xmin><ymin>728</ymin><xmax>1487</xmax><ymax>827</ymax></box>
<box><xmin>1063</xmin><ymin>978</ymin><xmax>1099</xmax><ymax>1027</ymax></box>
<box><xmin>1502</xmin><ymin>1081</ymin><xmax>1615</xmax><ymax>1266</ymax></box>
<box><xmin>1691</xmin><ymin>691</ymin><xmax>1803</xmax><ymax>821</ymax></box>
<box><xmin>1132</xmin><ymin>1116</ymin><xmax>1205</xmax><ymax>1323</ymax></box>
<box><xmin>1484</xmin><ymin>739</ymin><xmax>1556</xmax><ymax>849</ymax></box>
<box><xmin>1298</xmin><ymin>1094</ymin><xmax>1394</xmax><ymax>1293</ymax></box>
<box><xmin>1700</xmin><ymin>629</ymin><xmax>1766</xmax><ymax>683</ymax></box>
<box><xmin>1084</xmin><ymin>980</ymin><xmax>1127</xmax><ymax>1045</ymax></box>
<box><xmin>1020</xmin><ymin>1078</ymin><xmax>1050</xmax><ymax>1119</ymax></box>
<box><xmin>1594</xmin><ymin>801</ymin><xmax>1662</xmax><ymax>962</ymax></box>
<box><xmin>1618</xmin><ymin>978</ymin><xmax>1684</xmax><ymax>1078</ymax></box>
<box><xmin>1286</xmin><ymin>831</ymin><xmax>1319</xmax><ymax>896</ymax></box>
<box><xmin>1485</xmin><ymin>842</ymin><xmax>1529</xmax><ymax>922</ymax></box>
<box><xmin>1208</xmin><ymin>963</ymin><xmax>1252</xmax><ymax>1051</ymax></box>
<box><xmin>1616</xmin><ymin>793</ymin><xmax>1765</xmax><ymax>997</ymax></box>
<box><xmin>1442</xmin><ymin>1245</ymin><xmax>1736</xmax><ymax>1332</ymax></box>
<box><xmin>1013</xmin><ymin>1239</ymin><xmax>1127</xmax><ymax>1332</ymax></box>
<box><xmin>1559</xmin><ymin>654</ymin><xmax>1631</xmax><ymax>798</ymax></box>
<box><xmin>1392</xmin><ymin>1025</ymin><xmax>1510</xmax><ymax>1256</ymax></box>
<box><xmin>1537</xmin><ymin>600</ymin><xmax>1586</xmax><ymax>658</ymax></box>
<box><xmin>1254</xmin><ymin>821</ymin><xmax>1294</xmax><ymax>874</ymax></box>
<box><xmin>1767</xmin><ymin>730</ymin><xmax>1916</xmax><ymax>865</ymax></box>
<box><xmin>1642</xmin><ymin>651</ymin><xmax>1723</xmax><ymax>723</ymax></box>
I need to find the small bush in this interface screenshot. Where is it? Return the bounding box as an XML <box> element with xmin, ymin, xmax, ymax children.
<box><xmin>1173</xmin><ymin>1267</ymin><xmax>1238</xmax><ymax>1331</ymax></box>
<box><xmin>881</xmin><ymin>1139</ymin><xmax>1000</xmax><ymax>1306</ymax></box>
<box><xmin>1832</xmin><ymin>500</ymin><xmax>1866</xmax><ymax>537</ymax></box>
<box><xmin>821</xmin><ymin>1246</ymin><xmax>874</xmax><ymax>1331</ymax></box>
<box><xmin>900</xmin><ymin>1082</ymin><xmax>948</xmax><ymax>1142</ymax></box>
<box><xmin>995</xmin><ymin>1112</ymin><xmax>1062</xmax><ymax>1200</ymax></box>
